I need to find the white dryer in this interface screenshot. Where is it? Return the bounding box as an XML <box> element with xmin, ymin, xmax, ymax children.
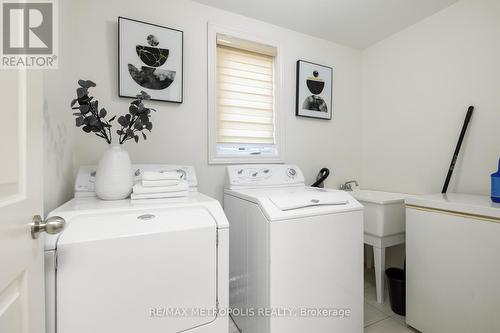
<box><xmin>224</xmin><ymin>165</ymin><xmax>364</xmax><ymax>333</ymax></box>
<box><xmin>45</xmin><ymin>165</ymin><xmax>229</xmax><ymax>333</ymax></box>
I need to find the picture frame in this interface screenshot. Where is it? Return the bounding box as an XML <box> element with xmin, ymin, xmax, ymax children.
<box><xmin>295</xmin><ymin>60</ymin><xmax>333</xmax><ymax>119</ymax></box>
<box><xmin>118</xmin><ymin>17</ymin><xmax>183</xmax><ymax>103</ymax></box>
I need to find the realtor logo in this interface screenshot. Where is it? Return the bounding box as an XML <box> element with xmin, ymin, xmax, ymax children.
<box><xmin>1</xmin><ymin>0</ymin><xmax>58</xmax><ymax>68</ymax></box>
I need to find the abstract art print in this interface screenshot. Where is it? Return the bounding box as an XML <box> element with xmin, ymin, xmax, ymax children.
<box><xmin>119</xmin><ymin>17</ymin><xmax>183</xmax><ymax>103</ymax></box>
<box><xmin>296</xmin><ymin>60</ymin><xmax>333</xmax><ymax>119</ymax></box>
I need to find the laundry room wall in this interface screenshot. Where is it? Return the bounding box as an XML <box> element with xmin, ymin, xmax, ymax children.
<box><xmin>43</xmin><ymin>0</ymin><xmax>363</xmax><ymax>212</ymax></box>
<box><xmin>361</xmin><ymin>0</ymin><xmax>500</xmax><ymax>269</ymax></box>
<box><xmin>361</xmin><ymin>0</ymin><xmax>500</xmax><ymax>196</ymax></box>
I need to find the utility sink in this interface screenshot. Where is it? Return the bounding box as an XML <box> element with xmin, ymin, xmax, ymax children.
<box><xmin>351</xmin><ymin>190</ymin><xmax>410</xmax><ymax>237</ymax></box>
<box><xmin>350</xmin><ymin>189</ymin><xmax>410</xmax><ymax>304</ymax></box>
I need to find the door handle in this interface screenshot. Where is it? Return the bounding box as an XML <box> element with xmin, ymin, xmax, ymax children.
<box><xmin>30</xmin><ymin>215</ymin><xmax>66</xmax><ymax>239</ymax></box>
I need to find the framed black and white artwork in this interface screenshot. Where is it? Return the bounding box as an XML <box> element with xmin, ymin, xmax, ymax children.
<box><xmin>118</xmin><ymin>17</ymin><xmax>183</xmax><ymax>103</ymax></box>
<box><xmin>295</xmin><ymin>60</ymin><xmax>333</xmax><ymax>119</ymax></box>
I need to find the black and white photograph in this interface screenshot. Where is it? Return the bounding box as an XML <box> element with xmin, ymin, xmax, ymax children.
<box><xmin>296</xmin><ymin>60</ymin><xmax>333</xmax><ymax>119</ymax></box>
<box><xmin>119</xmin><ymin>17</ymin><xmax>183</xmax><ymax>103</ymax></box>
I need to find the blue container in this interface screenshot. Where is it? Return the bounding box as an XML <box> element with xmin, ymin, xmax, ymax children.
<box><xmin>492</xmin><ymin>158</ymin><xmax>500</xmax><ymax>203</ymax></box>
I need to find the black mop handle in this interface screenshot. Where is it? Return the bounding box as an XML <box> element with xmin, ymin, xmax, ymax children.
<box><xmin>442</xmin><ymin>106</ymin><xmax>474</xmax><ymax>193</ymax></box>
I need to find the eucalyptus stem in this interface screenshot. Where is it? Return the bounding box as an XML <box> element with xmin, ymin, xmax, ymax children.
<box><xmin>71</xmin><ymin>81</ymin><xmax>153</xmax><ymax>145</ymax></box>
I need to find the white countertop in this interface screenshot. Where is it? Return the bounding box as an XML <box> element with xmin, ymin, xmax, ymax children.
<box><xmin>405</xmin><ymin>193</ymin><xmax>500</xmax><ymax>219</ymax></box>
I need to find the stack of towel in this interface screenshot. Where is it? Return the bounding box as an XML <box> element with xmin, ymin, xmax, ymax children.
<box><xmin>131</xmin><ymin>170</ymin><xmax>189</xmax><ymax>200</ymax></box>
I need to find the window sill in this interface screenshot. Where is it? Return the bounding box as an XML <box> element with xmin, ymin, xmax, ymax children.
<box><xmin>208</xmin><ymin>156</ymin><xmax>284</xmax><ymax>165</ymax></box>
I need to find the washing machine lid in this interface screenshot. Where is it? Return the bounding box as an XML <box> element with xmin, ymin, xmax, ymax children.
<box><xmin>55</xmin><ymin>206</ymin><xmax>218</xmax><ymax>333</ymax></box>
<box><xmin>226</xmin><ymin>187</ymin><xmax>363</xmax><ymax>221</ymax></box>
<box><xmin>269</xmin><ymin>190</ymin><xmax>349</xmax><ymax>210</ymax></box>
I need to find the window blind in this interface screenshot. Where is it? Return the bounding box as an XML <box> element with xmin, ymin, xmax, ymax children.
<box><xmin>216</xmin><ymin>44</ymin><xmax>275</xmax><ymax>144</ymax></box>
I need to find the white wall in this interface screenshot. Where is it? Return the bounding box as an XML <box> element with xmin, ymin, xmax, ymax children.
<box><xmin>43</xmin><ymin>0</ymin><xmax>500</xmax><ymax>272</ymax></box>
<box><xmin>361</xmin><ymin>0</ymin><xmax>500</xmax><ymax>196</ymax></box>
<box><xmin>361</xmin><ymin>0</ymin><xmax>500</xmax><ymax>269</ymax></box>
<box><xmin>43</xmin><ymin>0</ymin><xmax>363</xmax><ymax>213</ymax></box>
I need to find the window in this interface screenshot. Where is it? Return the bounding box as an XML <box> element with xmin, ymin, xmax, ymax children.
<box><xmin>208</xmin><ymin>25</ymin><xmax>283</xmax><ymax>164</ymax></box>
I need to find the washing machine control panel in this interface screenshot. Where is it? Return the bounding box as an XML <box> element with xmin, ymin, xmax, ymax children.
<box><xmin>225</xmin><ymin>165</ymin><xmax>305</xmax><ymax>189</ymax></box>
<box><xmin>286</xmin><ymin>167</ymin><xmax>297</xmax><ymax>178</ymax></box>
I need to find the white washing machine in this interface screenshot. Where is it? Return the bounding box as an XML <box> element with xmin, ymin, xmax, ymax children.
<box><xmin>45</xmin><ymin>165</ymin><xmax>229</xmax><ymax>333</ymax></box>
<box><xmin>224</xmin><ymin>165</ymin><xmax>364</xmax><ymax>333</ymax></box>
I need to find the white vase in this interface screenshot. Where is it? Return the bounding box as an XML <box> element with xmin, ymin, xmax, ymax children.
<box><xmin>95</xmin><ymin>144</ymin><xmax>133</xmax><ymax>200</ymax></box>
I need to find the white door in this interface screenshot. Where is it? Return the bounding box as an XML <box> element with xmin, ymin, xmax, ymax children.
<box><xmin>0</xmin><ymin>69</ymin><xmax>48</xmax><ymax>333</ymax></box>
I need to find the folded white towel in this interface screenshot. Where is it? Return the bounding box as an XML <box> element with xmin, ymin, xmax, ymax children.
<box><xmin>130</xmin><ymin>197</ymin><xmax>189</xmax><ymax>205</ymax></box>
<box><xmin>133</xmin><ymin>181</ymin><xmax>189</xmax><ymax>194</ymax></box>
<box><xmin>142</xmin><ymin>171</ymin><xmax>182</xmax><ymax>181</ymax></box>
<box><xmin>142</xmin><ymin>179</ymin><xmax>181</xmax><ymax>187</ymax></box>
<box><xmin>131</xmin><ymin>191</ymin><xmax>189</xmax><ymax>200</ymax></box>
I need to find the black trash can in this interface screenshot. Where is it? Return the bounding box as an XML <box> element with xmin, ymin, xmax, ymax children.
<box><xmin>385</xmin><ymin>267</ymin><xmax>406</xmax><ymax>316</ymax></box>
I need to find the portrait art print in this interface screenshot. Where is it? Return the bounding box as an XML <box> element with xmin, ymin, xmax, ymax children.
<box><xmin>296</xmin><ymin>60</ymin><xmax>333</xmax><ymax>119</ymax></box>
<box><xmin>119</xmin><ymin>17</ymin><xmax>183</xmax><ymax>103</ymax></box>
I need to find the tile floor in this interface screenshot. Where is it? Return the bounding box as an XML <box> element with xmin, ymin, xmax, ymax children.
<box><xmin>229</xmin><ymin>268</ymin><xmax>417</xmax><ymax>333</ymax></box>
<box><xmin>363</xmin><ymin>268</ymin><xmax>417</xmax><ymax>333</ymax></box>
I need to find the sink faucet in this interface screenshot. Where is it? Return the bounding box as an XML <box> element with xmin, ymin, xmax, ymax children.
<box><xmin>340</xmin><ymin>180</ymin><xmax>359</xmax><ymax>191</ymax></box>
